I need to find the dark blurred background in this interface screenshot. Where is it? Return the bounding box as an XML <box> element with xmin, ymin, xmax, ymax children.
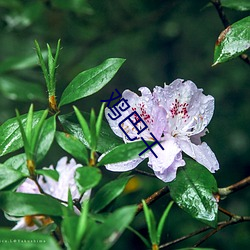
<box><xmin>0</xmin><ymin>0</ymin><xmax>249</xmax><ymax>249</ymax></box>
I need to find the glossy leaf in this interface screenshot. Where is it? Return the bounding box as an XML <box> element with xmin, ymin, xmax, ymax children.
<box><xmin>97</xmin><ymin>141</ymin><xmax>151</xmax><ymax>166</ymax></box>
<box><xmin>59</xmin><ymin>113</ymin><xmax>123</xmax><ymax>153</ymax></box>
<box><xmin>4</xmin><ymin>153</ymin><xmax>28</xmax><ymax>175</ymax></box>
<box><xmin>73</xmin><ymin>106</ymin><xmax>91</xmax><ymax>147</ymax></box>
<box><xmin>83</xmin><ymin>205</ymin><xmax>137</xmax><ymax>250</ymax></box>
<box><xmin>36</xmin><ymin>169</ymin><xmax>59</xmax><ymax>181</ymax></box>
<box><xmin>221</xmin><ymin>0</ymin><xmax>250</xmax><ymax>11</ymax></box>
<box><xmin>75</xmin><ymin>167</ymin><xmax>102</xmax><ymax>194</ymax></box>
<box><xmin>0</xmin><ymin>111</ymin><xmax>44</xmax><ymax>157</ymax></box>
<box><xmin>36</xmin><ymin>116</ymin><xmax>56</xmax><ymax>162</ymax></box>
<box><xmin>0</xmin><ymin>164</ymin><xmax>27</xmax><ymax>190</ymax></box>
<box><xmin>213</xmin><ymin>16</ymin><xmax>250</xmax><ymax>65</ymax></box>
<box><xmin>0</xmin><ymin>192</ymin><xmax>65</xmax><ymax>216</ymax></box>
<box><xmin>56</xmin><ymin>131</ymin><xmax>89</xmax><ymax>165</ymax></box>
<box><xmin>0</xmin><ymin>228</ymin><xmax>60</xmax><ymax>250</ymax></box>
<box><xmin>168</xmin><ymin>159</ymin><xmax>218</xmax><ymax>227</ymax></box>
<box><xmin>0</xmin><ymin>76</ymin><xmax>46</xmax><ymax>102</ymax></box>
<box><xmin>59</xmin><ymin>58</ymin><xmax>125</xmax><ymax>106</ymax></box>
<box><xmin>91</xmin><ymin>176</ymin><xmax>132</xmax><ymax>213</ymax></box>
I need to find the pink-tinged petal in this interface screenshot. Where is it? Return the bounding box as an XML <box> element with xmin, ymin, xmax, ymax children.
<box><xmin>39</xmin><ymin>157</ymin><xmax>82</xmax><ymax>201</ymax></box>
<box><xmin>154</xmin><ymin>79</ymin><xmax>214</xmax><ymax>136</ymax></box>
<box><xmin>190</xmin><ymin>128</ymin><xmax>208</xmax><ymax>145</ymax></box>
<box><xmin>16</xmin><ymin>178</ymin><xmax>40</xmax><ymax>194</ymax></box>
<box><xmin>105</xmin><ymin>157</ymin><xmax>145</xmax><ymax>172</ymax></box>
<box><xmin>147</xmin><ymin>106</ymin><xmax>168</xmax><ymax>140</ymax></box>
<box><xmin>148</xmin><ymin>137</ymin><xmax>185</xmax><ymax>182</ymax></box>
<box><xmin>178</xmin><ymin>139</ymin><xmax>219</xmax><ymax>173</ymax></box>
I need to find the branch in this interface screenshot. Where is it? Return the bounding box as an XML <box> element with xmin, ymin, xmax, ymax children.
<box><xmin>134</xmin><ymin>169</ymin><xmax>156</xmax><ymax>178</ymax></box>
<box><xmin>159</xmin><ymin>224</ymin><xmax>212</xmax><ymax>249</ymax></box>
<box><xmin>193</xmin><ymin>216</ymin><xmax>250</xmax><ymax>247</ymax></box>
<box><xmin>159</xmin><ymin>216</ymin><xmax>250</xmax><ymax>249</ymax></box>
<box><xmin>136</xmin><ymin>186</ymin><xmax>169</xmax><ymax>215</ymax></box>
<box><xmin>218</xmin><ymin>176</ymin><xmax>250</xmax><ymax>198</ymax></box>
<box><xmin>211</xmin><ymin>0</ymin><xmax>250</xmax><ymax>66</ymax></box>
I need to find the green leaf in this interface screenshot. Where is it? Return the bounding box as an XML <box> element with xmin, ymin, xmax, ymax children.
<box><xmin>36</xmin><ymin>116</ymin><xmax>56</xmax><ymax>162</ymax></box>
<box><xmin>213</xmin><ymin>16</ymin><xmax>250</xmax><ymax>65</ymax></box>
<box><xmin>0</xmin><ymin>110</ymin><xmax>44</xmax><ymax>157</ymax></box>
<box><xmin>142</xmin><ymin>200</ymin><xmax>157</xmax><ymax>245</ymax></box>
<box><xmin>35</xmin><ymin>40</ymin><xmax>50</xmax><ymax>90</ymax></box>
<box><xmin>157</xmin><ymin>201</ymin><xmax>174</xmax><ymax>244</ymax></box>
<box><xmin>67</xmin><ymin>188</ymin><xmax>74</xmax><ymax>212</ymax></box>
<box><xmin>15</xmin><ymin>109</ymin><xmax>30</xmax><ymax>158</ymax></box>
<box><xmin>36</xmin><ymin>169</ymin><xmax>59</xmax><ymax>181</ymax></box>
<box><xmin>83</xmin><ymin>205</ymin><xmax>137</xmax><ymax>250</ymax></box>
<box><xmin>90</xmin><ymin>108</ymin><xmax>97</xmax><ymax>150</ymax></box>
<box><xmin>75</xmin><ymin>167</ymin><xmax>102</xmax><ymax>194</ymax></box>
<box><xmin>91</xmin><ymin>176</ymin><xmax>132</xmax><ymax>213</ymax></box>
<box><xmin>62</xmin><ymin>201</ymin><xmax>89</xmax><ymax>250</ymax></box>
<box><xmin>62</xmin><ymin>215</ymin><xmax>80</xmax><ymax>250</ymax></box>
<box><xmin>59</xmin><ymin>58</ymin><xmax>125</xmax><ymax>107</ymax></box>
<box><xmin>221</xmin><ymin>0</ymin><xmax>250</xmax><ymax>11</ymax></box>
<box><xmin>0</xmin><ymin>192</ymin><xmax>65</xmax><ymax>216</ymax></box>
<box><xmin>0</xmin><ymin>76</ymin><xmax>46</xmax><ymax>102</ymax></box>
<box><xmin>0</xmin><ymin>228</ymin><xmax>60</xmax><ymax>250</ymax></box>
<box><xmin>73</xmin><ymin>106</ymin><xmax>91</xmax><ymax>147</ymax></box>
<box><xmin>59</xmin><ymin>112</ymin><xmax>123</xmax><ymax>153</ymax></box>
<box><xmin>96</xmin><ymin>103</ymin><xmax>105</xmax><ymax>140</ymax></box>
<box><xmin>76</xmin><ymin>201</ymin><xmax>89</xmax><ymax>247</ymax></box>
<box><xmin>30</xmin><ymin>109</ymin><xmax>49</xmax><ymax>158</ymax></box>
<box><xmin>4</xmin><ymin>153</ymin><xmax>28</xmax><ymax>175</ymax></box>
<box><xmin>56</xmin><ymin>131</ymin><xmax>89</xmax><ymax>165</ymax></box>
<box><xmin>0</xmin><ymin>164</ymin><xmax>27</xmax><ymax>190</ymax></box>
<box><xmin>97</xmin><ymin>141</ymin><xmax>151</xmax><ymax>166</ymax></box>
<box><xmin>168</xmin><ymin>159</ymin><xmax>218</xmax><ymax>227</ymax></box>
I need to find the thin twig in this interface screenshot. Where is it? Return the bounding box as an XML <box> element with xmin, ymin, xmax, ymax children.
<box><xmin>218</xmin><ymin>206</ymin><xmax>235</xmax><ymax>218</ymax></box>
<box><xmin>159</xmin><ymin>224</ymin><xmax>212</xmax><ymax>249</ymax></box>
<box><xmin>134</xmin><ymin>169</ymin><xmax>156</xmax><ymax>178</ymax></box>
<box><xmin>211</xmin><ymin>0</ymin><xmax>250</xmax><ymax>66</ymax></box>
<box><xmin>193</xmin><ymin>216</ymin><xmax>250</xmax><ymax>247</ymax></box>
<box><xmin>218</xmin><ymin>176</ymin><xmax>250</xmax><ymax>198</ymax></box>
<box><xmin>33</xmin><ymin>177</ymin><xmax>68</xmax><ymax>204</ymax></box>
<box><xmin>159</xmin><ymin>216</ymin><xmax>250</xmax><ymax>249</ymax></box>
<box><xmin>136</xmin><ymin>186</ymin><xmax>169</xmax><ymax>215</ymax></box>
<box><xmin>211</xmin><ymin>0</ymin><xmax>230</xmax><ymax>27</ymax></box>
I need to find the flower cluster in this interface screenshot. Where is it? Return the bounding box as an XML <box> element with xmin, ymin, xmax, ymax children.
<box><xmin>103</xmin><ymin>79</ymin><xmax>219</xmax><ymax>182</ymax></box>
<box><xmin>11</xmin><ymin>157</ymin><xmax>89</xmax><ymax>231</ymax></box>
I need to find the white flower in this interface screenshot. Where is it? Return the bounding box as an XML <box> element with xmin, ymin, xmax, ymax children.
<box><xmin>102</xmin><ymin>79</ymin><xmax>219</xmax><ymax>182</ymax></box>
<box><xmin>12</xmin><ymin>157</ymin><xmax>90</xmax><ymax>231</ymax></box>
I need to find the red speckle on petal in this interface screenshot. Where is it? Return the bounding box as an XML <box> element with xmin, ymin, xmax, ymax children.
<box><xmin>170</xmin><ymin>99</ymin><xmax>190</xmax><ymax>121</ymax></box>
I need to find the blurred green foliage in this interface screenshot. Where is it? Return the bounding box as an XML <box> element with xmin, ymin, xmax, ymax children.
<box><xmin>0</xmin><ymin>0</ymin><xmax>249</xmax><ymax>249</ymax></box>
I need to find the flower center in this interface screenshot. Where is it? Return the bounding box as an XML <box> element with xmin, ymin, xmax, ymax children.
<box><xmin>132</xmin><ymin>102</ymin><xmax>153</xmax><ymax>125</ymax></box>
<box><xmin>170</xmin><ymin>99</ymin><xmax>190</xmax><ymax>121</ymax></box>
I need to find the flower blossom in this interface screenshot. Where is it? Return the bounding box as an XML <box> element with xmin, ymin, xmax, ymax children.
<box><xmin>11</xmin><ymin>157</ymin><xmax>89</xmax><ymax>231</ymax></box>
<box><xmin>103</xmin><ymin>79</ymin><xmax>219</xmax><ymax>182</ymax></box>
